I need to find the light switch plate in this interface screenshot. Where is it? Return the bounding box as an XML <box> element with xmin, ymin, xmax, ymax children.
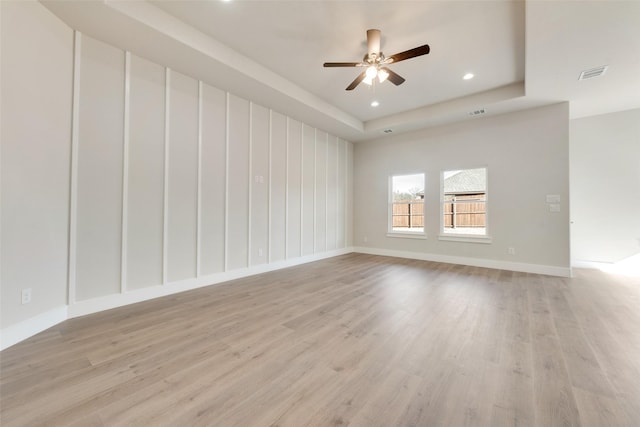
<box><xmin>546</xmin><ymin>194</ymin><xmax>561</xmax><ymax>203</ymax></box>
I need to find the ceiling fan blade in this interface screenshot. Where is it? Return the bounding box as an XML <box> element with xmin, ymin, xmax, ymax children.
<box><xmin>367</xmin><ymin>29</ymin><xmax>381</xmax><ymax>58</ymax></box>
<box><xmin>346</xmin><ymin>71</ymin><xmax>366</xmax><ymax>91</ymax></box>
<box><xmin>381</xmin><ymin>67</ymin><xmax>406</xmax><ymax>86</ymax></box>
<box><xmin>388</xmin><ymin>44</ymin><xmax>430</xmax><ymax>63</ymax></box>
<box><xmin>323</xmin><ymin>62</ymin><xmax>362</xmax><ymax>67</ymax></box>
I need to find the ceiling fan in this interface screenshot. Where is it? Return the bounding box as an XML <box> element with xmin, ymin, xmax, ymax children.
<box><xmin>323</xmin><ymin>29</ymin><xmax>430</xmax><ymax>91</ymax></box>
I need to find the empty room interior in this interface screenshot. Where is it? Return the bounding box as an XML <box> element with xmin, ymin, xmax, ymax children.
<box><xmin>2</xmin><ymin>0</ymin><xmax>640</xmax><ymax>425</ymax></box>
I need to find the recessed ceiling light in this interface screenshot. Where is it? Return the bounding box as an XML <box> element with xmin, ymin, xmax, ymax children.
<box><xmin>371</xmin><ymin>101</ymin><xmax>380</xmax><ymax>107</ymax></box>
<box><xmin>463</xmin><ymin>73</ymin><xmax>474</xmax><ymax>80</ymax></box>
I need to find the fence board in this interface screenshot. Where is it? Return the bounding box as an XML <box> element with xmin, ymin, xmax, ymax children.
<box><xmin>392</xmin><ymin>202</ymin><xmax>424</xmax><ymax>229</ymax></box>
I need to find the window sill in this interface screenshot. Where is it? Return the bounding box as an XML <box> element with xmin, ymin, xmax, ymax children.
<box><xmin>387</xmin><ymin>232</ymin><xmax>428</xmax><ymax>240</ymax></box>
<box><xmin>438</xmin><ymin>234</ymin><xmax>492</xmax><ymax>244</ymax></box>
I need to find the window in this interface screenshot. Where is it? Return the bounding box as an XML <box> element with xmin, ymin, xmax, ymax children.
<box><xmin>389</xmin><ymin>173</ymin><xmax>425</xmax><ymax>237</ymax></box>
<box><xmin>440</xmin><ymin>167</ymin><xmax>490</xmax><ymax>242</ymax></box>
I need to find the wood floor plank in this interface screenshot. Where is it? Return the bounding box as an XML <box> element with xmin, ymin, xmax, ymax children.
<box><xmin>553</xmin><ymin>317</ymin><xmax>616</xmax><ymax>397</ymax></box>
<box><xmin>573</xmin><ymin>386</ymin><xmax>629</xmax><ymax>427</ymax></box>
<box><xmin>2</xmin><ymin>254</ymin><xmax>639</xmax><ymax>426</ymax></box>
<box><xmin>530</xmin><ymin>333</ymin><xmax>582</xmax><ymax>427</ymax></box>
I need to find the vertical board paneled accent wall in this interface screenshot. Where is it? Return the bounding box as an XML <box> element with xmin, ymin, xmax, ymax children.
<box><xmin>167</xmin><ymin>70</ymin><xmax>199</xmax><ymax>282</ymax></box>
<box><xmin>127</xmin><ymin>55</ymin><xmax>165</xmax><ymax>291</ymax></box>
<box><xmin>250</xmin><ymin>104</ymin><xmax>270</xmax><ymax>266</ymax></box>
<box><xmin>67</xmin><ymin>33</ymin><xmax>352</xmax><ymax>307</ymax></box>
<box><xmin>326</xmin><ymin>135</ymin><xmax>338</xmax><ymax>251</ymax></box>
<box><xmin>200</xmin><ymin>85</ymin><xmax>227</xmax><ymax>275</ymax></box>
<box><xmin>76</xmin><ymin>36</ymin><xmax>124</xmax><ymax>301</ymax></box>
<box><xmin>286</xmin><ymin>119</ymin><xmax>303</xmax><ymax>259</ymax></box>
<box><xmin>226</xmin><ymin>95</ymin><xmax>251</xmax><ymax>271</ymax></box>
<box><xmin>301</xmin><ymin>125</ymin><xmax>316</xmax><ymax>256</ymax></box>
<box><xmin>315</xmin><ymin>131</ymin><xmax>327</xmax><ymax>253</ymax></box>
<box><xmin>269</xmin><ymin>111</ymin><xmax>288</xmax><ymax>263</ymax></box>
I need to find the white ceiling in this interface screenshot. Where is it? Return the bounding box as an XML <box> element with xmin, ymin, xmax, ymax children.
<box><xmin>42</xmin><ymin>0</ymin><xmax>640</xmax><ymax>142</ymax></box>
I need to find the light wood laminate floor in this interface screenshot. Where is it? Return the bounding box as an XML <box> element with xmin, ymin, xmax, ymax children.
<box><xmin>1</xmin><ymin>254</ymin><xmax>640</xmax><ymax>426</ymax></box>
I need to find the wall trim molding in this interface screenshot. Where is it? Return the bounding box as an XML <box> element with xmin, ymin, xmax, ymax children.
<box><xmin>354</xmin><ymin>246</ymin><xmax>572</xmax><ymax>277</ymax></box>
<box><xmin>247</xmin><ymin>102</ymin><xmax>254</xmax><ymax>267</ymax></box>
<box><xmin>0</xmin><ymin>306</ymin><xmax>68</xmax><ymax>351</ymax></box>
<box><xmin>223</xmin><ymin>91</ymin><xmax>230</xmax><ymax>271</ymax></box>
<box><xmin>121</xmin><ymin>50</ymin><xmax>131</xmax><ymax>294</ymax></box>
<box><xmin>68</xmin><ymin>30</ymin><xmax>82</xmax><ymax>305</ymax></box>
<box><xmin>162</xmin><ymin>67</ymin><xmax>171</xmax><ymax>284</ymax></box>
<box><xmin>196</xmin><ymin>80</ymin><xmax>203</xmax><ymax>277</ymax></box>
<box><xmin>268</xmin><ymin>108</ymin><xmax>273</xmax><ymax>262</ymax></box>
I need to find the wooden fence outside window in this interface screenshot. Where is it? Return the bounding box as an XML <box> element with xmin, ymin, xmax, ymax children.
<box><xmin>443</xmin><ymin>193</ymin><xmax>486</xmax><ymax>228</ymax></box>
<box><xmin>392</xmin><ymin>193</ymin><xmax>486</xmax><ymax>229</ymax></box>
<box><xmin>392</xmin><ymin>202</ymin><xmax>424</xmax><ymax>228</ymax></box>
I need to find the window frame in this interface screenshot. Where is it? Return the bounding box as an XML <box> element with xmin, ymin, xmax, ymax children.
<box><xmin>387</xmin><ymin>172</ymin><xmax>427</xmax><ymax>239</ymax></box>
<box><xmin>438</xmin><ymin>167</ymin><xmax>492</xmax><ymax>244</ymax></box>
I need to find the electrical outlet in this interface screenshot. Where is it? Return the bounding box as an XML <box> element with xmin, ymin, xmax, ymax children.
<box><xmin>21</xmin><ymin>288</ymin><xmax>32</xmax><ymax>305</ymax></box>
<box><xmin>507</xmin><ymin>247</ymin><xmax>516</xmax><ymax>255</ymax></box>
<box><xmin>363</xmin><ymin>236</ymin><xmax>368</xmax><ymax>243</ymax></box>
<box><xmin>258</xmin><ymin>248</ymin><xmax>263</xmax><ymax>257</ymax></box>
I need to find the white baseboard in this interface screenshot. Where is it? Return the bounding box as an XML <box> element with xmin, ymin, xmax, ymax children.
<box><xmin>572</xmin><ymin>255</ymin><xmax>640</xmax><ymax>276</ymax></box>
<box><xmin>354</xmin><ymin>246</ymin><xmax>572</xmax><ymax>277</ymax></box>
<box><xmin>572</xmin><ymin>260</ymin><xmax>611</xmax><ymax>269</ymax></box>
<box><xmin>0</xmin><ymin>305</ymin><xmax>68</xmax><ymax>351</ymax></box>
<box><xmin>68</xmin><ymin>247</ymin><xmax>355</xmax><ymax>319</ymax></box>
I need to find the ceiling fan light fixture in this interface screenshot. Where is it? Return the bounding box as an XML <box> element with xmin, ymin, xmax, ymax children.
<box><xmin>323</xmin><ymin>29</ymin><xmax>430</xmax><ymax>91</ymax></box>
<box><xmin>377</xmin><ymin>68</ymin><xmax>389</xmax><ymax>83</ymax></box>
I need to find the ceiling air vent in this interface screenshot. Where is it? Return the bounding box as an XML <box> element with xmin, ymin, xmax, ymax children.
<box><xmin>468</xmin><ymin>108</ymin><xmax>486</xmax><ymax>116</ymax></box>
<box><xmin>579</xmin><ymin>65</ymin><xmax>608</xmax><ymax>80</ymax></box>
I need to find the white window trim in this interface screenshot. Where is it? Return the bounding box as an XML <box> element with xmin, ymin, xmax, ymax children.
<box><xmin>388</xmin><ymin>173</ymin><xmax>427</xmax><ymax>239</ymax></box>
<box><xmin>439</xmin><ymin>167</ymin><xmax>489</xmax><ymax>243</ymax></box>
<box><xmin>438</xmin><ymin>234</ymin><xmax>492</xmax><ymax>244</ymax></box>
<box><xmin>388</xmin><ymin>231</ymin><xmax>428</xmax><ymax>239</ymax></box>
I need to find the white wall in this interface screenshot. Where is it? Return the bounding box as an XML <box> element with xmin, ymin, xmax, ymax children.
<box><xmin>353</xmin><ymin>103</ymin><xmax>571</xmax><ymax>275</ymax></box>
<box><xmin>0</xmin><ymin>1</ymin><xmax>353</xmax><ymax>348</ymax></box>
<box><xmin>1</xmin><ymin>1</ymin><xmax>73</xmax><ymax>333</ymax></box>
<box><xmin>570</xmin><ymin>109</ymin><xmax>640</xmax><ymax>264</ymax></box>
